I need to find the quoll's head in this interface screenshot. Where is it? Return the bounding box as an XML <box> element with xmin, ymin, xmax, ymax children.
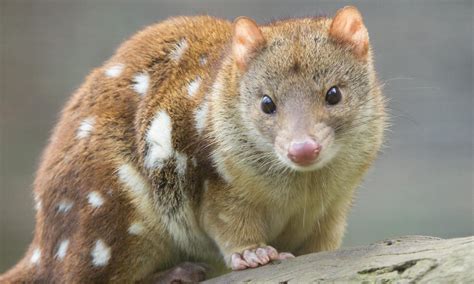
<box><xmin>215</xmin><ymin>6</ymin><xmax>384</xmax><ymax>173</ymax></box>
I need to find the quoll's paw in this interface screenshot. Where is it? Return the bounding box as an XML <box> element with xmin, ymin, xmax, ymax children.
<box><xmin>231</xmin><ymin>245</ymin><xmax>295</xmax><ymax>270</ymax></box>
<box><xmin>152</xmin><ymin>262</ymin><xmax>208</xmax><ymax>284</ymax></box>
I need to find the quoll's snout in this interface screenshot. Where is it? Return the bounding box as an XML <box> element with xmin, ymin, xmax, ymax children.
<box><xmin>287</xmin><ymin>139</ymin><xmax>322</xmax><ymax>166</ymax></box>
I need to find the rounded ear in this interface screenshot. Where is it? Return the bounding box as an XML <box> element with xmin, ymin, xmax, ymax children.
<box><xmin>329</xmin><ymin>6</ymin><xmax>369</xmax><ymax>59</ymax></box>
<box><xmin>232</xmin><ymin>17</ymin><xmax>266</xmax><ymax>71</ymax></box>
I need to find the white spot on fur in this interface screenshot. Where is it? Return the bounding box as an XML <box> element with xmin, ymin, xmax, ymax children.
<box><xmin>55</xmin><ymin>239</ymin><xmax>69</xmax><ymax>260</ymax></box>
<box><xmin>191</xmin><ymin>157</ymin><xmax>198</xmax><ymax>167</ymax></box>
<box><xmin>175</xmin><ymin>152</ymin><xmax>187</xmax><ymax>177</ymax></box>
<box><xmin>194</xmin><ymin>102</ymin><xmax>208</xmax><ymax>135</ymax></box>
<box><xmin>187</xmin><ymin>76</ymin><xmax>202</xmax><ymax>97</ymax></box>
<box><xmin>76</xmin><ymin>117</ymin><xmax>95</xmax><ymax>139</ymax></box>
<box><xmin>132</xmin><ymin>72</ymin><xmax>149</xmax><ymax>96</ymax></box>
<box><xmin>91</xmin><ymin>239</ymin><xmax>111</xmax><ymax>267</ymax></box>
<box><xmin>203</xmin><ymin>179</ymin><xmax>209</xmax><ymax>192</ymax></box>
<box><xmin>34</xmin><ymin>194</ymin><xmax>41</xmax><ymax>211</ymax></box>
<box><xmin>117</xmin><ymin>163</ymin><xmax>158</xmax><ymax>227</ymax></box>
<box><xmin>57</xmin><ymin>200</ymin><xmax>73</xmax><ymax>213</ymax></box>
<box><xmin>30</xmin><ymin>248</ymin><xmax>41</xmax><ymax>264</ymax></box>
<box><xmin>105</xmin><ymin>63</ymin><xmax>124</xmax><ymax>78</ymax></box>
<box><xmin>87</xmin><ymin>191</ymin><xmax>104</xmax><ymax>208</ymax></box>
<box><xmin>128</xmin><ymin>222</ymin><xmax>144</xmax><ymax>235</ymax></box>
<box><xmin>170</xmin><ymin>38</ymin><xmax>188</xmax><ymax>62</ymax></box>
<box><xmin>199</xmin><ymin>55</ymin><xmax>207</xmax><ymax>66</ymax></box>
<box><xmin>144</xmin><ymin>110</ymin><xmax>173</xmax><ymax>169</ymax></box>
<box><xmin>35</xmin><ymin>199</ymin><xmax>42</xmax><ymax>211</ymax></box>
<box><xmin>118</xmin><ymin>164</ymin><xmax>149</xmax><ymax>196</ymax></box>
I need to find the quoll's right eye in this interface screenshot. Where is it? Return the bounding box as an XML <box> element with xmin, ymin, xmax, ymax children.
<box><xmin>261</xmin><ymin>95</ymin><xmax>276</xmax><ymax>114</ymax></box>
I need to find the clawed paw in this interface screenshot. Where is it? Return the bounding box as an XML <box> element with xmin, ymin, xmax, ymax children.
<box><xmin>230</xmin><ymin>246</ymin><xmax>295</xmax><ymax>270</ymax></box>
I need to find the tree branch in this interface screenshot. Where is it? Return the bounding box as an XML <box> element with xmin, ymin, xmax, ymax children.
<box><xmin>204</xmin><ymin>236</ymin><xmax>473</xmax><ymax>283</ymax></box>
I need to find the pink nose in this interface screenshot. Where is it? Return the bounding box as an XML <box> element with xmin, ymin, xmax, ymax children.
<box><xmin>287</xmin><ymin>139</ymin><xmax>322</xmax><ymax>166</ymax></box>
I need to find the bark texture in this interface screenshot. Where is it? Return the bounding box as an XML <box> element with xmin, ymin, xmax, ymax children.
<box><xmin>204</xmin><ymin>236</ymin><xmax>473</xmax><ymax>283</ymax></box>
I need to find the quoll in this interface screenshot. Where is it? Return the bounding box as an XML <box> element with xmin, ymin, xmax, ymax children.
<box><xmin>1</xmin><ymin>6</ymin><xmax>386</xmax><ymax>283</ymax></box>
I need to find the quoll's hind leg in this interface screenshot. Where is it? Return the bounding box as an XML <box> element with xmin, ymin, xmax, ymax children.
<box><xmin>146</xmin><ymin>262</ymin><xmax>208</xmax><ymax>283</ymax></box>
<box><xmin>3</xmin><ymin>168</ymin><xmax>175</xmax><ymax>282</ymax></box>
<box><xmin>46</xmin><ymin>172</ymin><xmax>175</xmax><ymax>282</ymax></box>
<box><xmin>26</xmin><ymin>150</ymin><xmax>177</xmax><ymax>282</ymax></box>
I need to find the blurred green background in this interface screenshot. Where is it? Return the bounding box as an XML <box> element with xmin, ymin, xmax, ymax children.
<box><xmin>1</xmin><ymin>0</ymin><xmax>472</xmax><ymax>273</ymax></box>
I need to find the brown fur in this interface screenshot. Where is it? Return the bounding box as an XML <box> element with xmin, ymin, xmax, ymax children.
<box><xmin>1</xmin><ymin>7</ymin><xmax>386</xmax><ymax>283</ymax></box>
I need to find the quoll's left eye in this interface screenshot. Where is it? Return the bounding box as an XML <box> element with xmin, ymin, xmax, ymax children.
<box><xmin>325</xmin><ymin>86</ymin><xmax>342</xmax><ymax>105</ymax></box>
<box><xmin>261</xmin><ymin>95</ymin><xmax>276</xmax><ymax>114</ymax></box>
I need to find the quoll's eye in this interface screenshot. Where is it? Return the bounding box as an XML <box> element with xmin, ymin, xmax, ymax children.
<box><xmin>325</xmin><ymin>86</ymin><xmax>342</xmax><ymax>105</ymax></box>
<box><xmin>261</xmin><ymin>95</ymin><xmax>276</xmax><ymax>114</ymax></box>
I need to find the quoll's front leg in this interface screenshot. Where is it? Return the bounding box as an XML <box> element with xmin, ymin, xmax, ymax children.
<box><xmin>201</xmin><ymin>181</ymin><xmax>294</xmax><ymax>271</ymax></box>
<box><xmin>230</xmin><ymin>245</ymin><xmax>294</xmax><ymax>270</ymax></box>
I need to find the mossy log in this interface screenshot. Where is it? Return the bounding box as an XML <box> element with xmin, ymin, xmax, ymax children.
<box><xmin>204</xmin><ymin>236</ymin><xmax>473</xmax><ymax>283</ymax></box>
